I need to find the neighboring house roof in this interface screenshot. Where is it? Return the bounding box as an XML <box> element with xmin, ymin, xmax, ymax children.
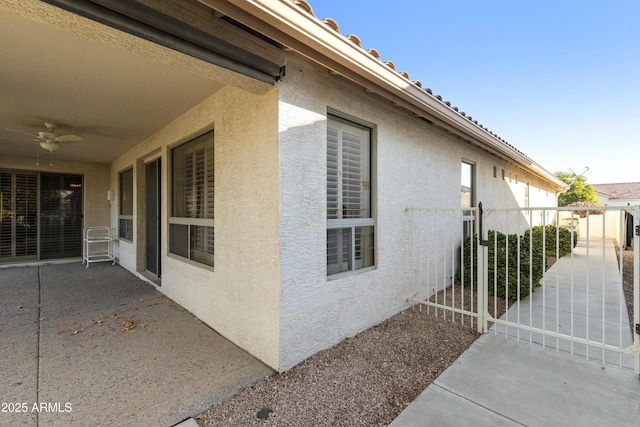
<box><xmin>206</xmin><ymin>0</ymin><xmax>565</xmax><ymax>189</ymax></box>
<box><xmin>592</xmin><ymin>182</ymin><xmax>640</xmax><ymax>200</ymax></box>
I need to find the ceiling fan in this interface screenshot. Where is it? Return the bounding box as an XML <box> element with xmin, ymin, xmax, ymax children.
<box><xmin>4</xmin><ymin>122</ymin><xmax>84</xmax><ymax>151</ymax></box>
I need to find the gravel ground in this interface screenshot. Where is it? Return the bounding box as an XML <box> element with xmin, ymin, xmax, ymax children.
<box><xmin>196</xmin><ymin>249</ymin><xmax>634</xmax><ymax>426</ymax></box>
<box><xmin>195</xmin><ymin>306</ymin><xmax>480</xmax><ymax>427</ymax></box>
<box><xmin>616</xmin><ymin>246</ymin><xmax>635</xmax><ymax>331</ymax></box>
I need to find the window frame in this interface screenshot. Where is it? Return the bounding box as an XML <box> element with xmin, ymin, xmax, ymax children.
<box><xmin>118</xmin><ymin>167</ymin><xmax>134</xmax><ymax>241</ymax></box>
<box><xmin>461</xmin><ymin>160</ymin><xmax>475</xmax><ymax>209</ymax></box>
<box><xmin>461</xmin><ymin>160</ymin><xmax>476</xmax><ymax>238</ymax></box>
<box><xmin>326</xmin><ymin>114</ymin><xmax>376</xmax><ymax>279</ymax></box>
<box><xmin>168</xmin><ymin>130</ymin><xmax>215</xmax><ymax>269</ymax></box>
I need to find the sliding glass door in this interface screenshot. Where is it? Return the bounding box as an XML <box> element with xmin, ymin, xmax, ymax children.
<box><xmin>0</xmin><ymin>170</ymin><xmax>83</xmax><ymax>263</ymax></box>
<box><xmin>40</xmin><ymin>173</ymin><xmax>83</xmax><ymax>260</ymax></box>
<box><xmin>0</xmin><ymin>171</ymin><xmax>38</xmax><ymax>262</ymax></box>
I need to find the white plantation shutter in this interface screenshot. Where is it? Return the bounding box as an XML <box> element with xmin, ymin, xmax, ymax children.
<box><xmin>206</xmin><ymin>146</ymin><xmax>215</xmax><ymax>255</ymax></box>
<box><xmin>184</xmin><ymin>151</ymin><xmax>194</xmax><ymax>217</ymax></box>
<box><xmin>0</xmin><ymin>172</ymin><xmax>11</xmax><ymax>258</ymax></box>
<box><xmin>194</xmin><ymin>147</ymin><xmax>205</xmax><ymax>217</ymax></box>
<box><xmin>170</xmin><ymin>131</ymin><xmax>215</xmax><ymax>267</ymax></box>
<box><xmin>326</xmin><ymin>118</ymin><xmax>370</xmax><ymax>220</ymax></box>
<box><xmin>119</xmin><ymin>168</ymin><xmax>134</xmax><ymax>240</ymax></box>
<box><xmin>326</xmin><ymin>116</ymin><xmax>374</xmax><ymax>276</ymax></box>
<box><xmin>0</xmin><ymin>172</ymin><xmax>38</xmax><ymax>260</ymax></box>
<box><xmin>16</xmin><ymin>174</ymin><xmax>37</xmax><ymax>257</ymax></box>
<box><xmin>327</xmin><ymin>126</ymin><xmax>340</xmax><ymax>220</ymax></box>
<box><xmin>342</xmin><ymin>131</ymin><xmax>363</xmax><ymax>219</ymax></box>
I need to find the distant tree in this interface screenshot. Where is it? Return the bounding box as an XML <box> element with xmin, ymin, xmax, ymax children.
<box><xmin>565</xmin><ymin>201</ymin><xmax>604</xmax><ymax>218</ymax></box>
<box><xmin>555</xmin><ymin>171</ymin><xmax>598</xmax><ymax>206</ymax></box>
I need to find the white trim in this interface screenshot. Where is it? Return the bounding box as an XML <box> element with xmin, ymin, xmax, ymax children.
<box><xmin>327</xmin><ymin>218</ymin><xmax>375</xmax><ymax>228</ymax></box>
<box><xmin>167</xmin><ymin>252</ymin><xmax>215</xmax><ymax>273</ymax></box>
<box><xmin>201</xmin><ymin>0</ymin><xmax>565</xmax><ymax>190</ymax></box>
<box><xmin>327</xmin><ymin>265</ymin><xmax>375</xmax><ymax>281</ymax></box>
<box><xmin>169</xmin><ymin>217</ymin><xmax>214</xmax><ymax>227</ymax></box>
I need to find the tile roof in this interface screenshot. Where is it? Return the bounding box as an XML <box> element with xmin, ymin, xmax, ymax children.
<box><xmin>592</xmin><ymin>182</ymin><xmax>640</xmax><ymax>200</ymax></box>
<box><xmin>291</xmin><ymin>0</ymin><xmax>531</xmax><ymax>160</ymax></box>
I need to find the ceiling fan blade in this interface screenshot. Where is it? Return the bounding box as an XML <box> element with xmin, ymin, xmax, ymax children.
<box><xmin>0</xmin><ymin>135</ymin><xmax>35</xmax><ymax>140</ymax></box>
<box><xmin>55</xmin><ymin>134</ymin><xmax>84</xmax><ymax>142</ymax></box>
<box><xmin>4</xmin><ymin>127</ymin><xmax>37</xmax><ymax>137</ymax></box>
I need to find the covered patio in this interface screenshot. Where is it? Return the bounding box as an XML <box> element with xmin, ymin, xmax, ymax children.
<box><xmin>1</xmin><ymin>0</ymin><xmax>285</xmax><ymax>371</ymax></box>
<box><xmin>0</xmin><ymin>262</ymin><xmax>272</xmax><ymax>427</ymax></box>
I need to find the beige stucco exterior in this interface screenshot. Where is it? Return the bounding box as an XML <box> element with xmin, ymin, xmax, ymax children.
<box><xmin>0</xmin><ymin>154</ymin><xmax>111</xmax><ymax>232</ymax></box>
<box><xmin>0</xmin><ymin>50</ymin><xmax>559</xmax><ymax>372</ymax></box>
<box><xmin>1</xmin><ymin>0</ymin><xmax>566</xmax><ymax>372</ymax></box>
<box><xmin>108</xmin><ymin>83</ymin><xmax>282</xmax><ymax>368</ymax></box>
<box><xmin>275</xmin><ymin>57</ymin><xmax>559</xmax><ymax>369</ymax></box>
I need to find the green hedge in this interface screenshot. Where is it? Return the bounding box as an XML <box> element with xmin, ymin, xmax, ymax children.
<box><xmin>457</xmin><ymin>230</ymin><xmax>546</xmax><ymax>301</ymax></box>
<box><xmin>524</xmin><ymin>225</ymin><xmax>576</xmax><ymax>258</ymax></box>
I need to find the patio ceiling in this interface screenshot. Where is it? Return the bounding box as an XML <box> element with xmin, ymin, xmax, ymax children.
<box><xmin>0</xmin><ymin>3</ymin><xmax>224</xmax><ymax>165</ymax></box>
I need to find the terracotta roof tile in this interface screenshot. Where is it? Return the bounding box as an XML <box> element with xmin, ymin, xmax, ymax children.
<box><xmin>592</xmin><ymin>183</ymin><xmax>640</xmax><ymax>200</ymax></box>
<box><xmin>346</xmin><ymin>34</ymin><xmax>362</xmax><ymax>47</ymax></box>
<box><xmin>292</xmin><ymin>0</ymin><xmax>314</xmax><ymax>16</ymax></box>
<box><xmin>366</xmin><ymin>48</ymin><xmax>380</xmax><ymax>59</ymax></box>
<box><xmin>293</xmin><ymin>0</ymin><xmax>531</xmax><ymax>160</ymax></box>
<box><xmin>322</xmin><ymin>18</ymin><xmax>339</xmax><ymax>32</ymax></box>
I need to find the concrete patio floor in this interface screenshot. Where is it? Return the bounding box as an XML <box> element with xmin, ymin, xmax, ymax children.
<box><xmin>0</xmin><ymin>263</ymin><xmax>272</xmax><ymax>427</ymax></box>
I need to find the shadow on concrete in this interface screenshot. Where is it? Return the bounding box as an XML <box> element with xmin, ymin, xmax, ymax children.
<box><xmin>0</xmin><ymin>262</ymin><xmax>272</xmax><ymax>427</ymax></box>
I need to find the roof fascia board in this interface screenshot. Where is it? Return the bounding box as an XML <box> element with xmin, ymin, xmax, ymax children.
<box><xmin>204</xmin><ymin>1</ymin><xmax>476</xmax><ymax>125</ymax></box>
<box><xmin>200</xmin><ymin>0</ymin><xmax>565</xmax><ymax>188</ymax></box>
<box><xmin>44</xmin><ymin>0</ymin><xmax>281</xmax><ymax>84</ymax></box>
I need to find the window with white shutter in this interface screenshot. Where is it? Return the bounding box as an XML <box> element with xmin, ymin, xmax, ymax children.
<box><xmin>326</xmin><ymin>116</ymin><xmax>374</xmax><ymax>277</ymax></box>
<box><xmin>461</xmin><ymin>161</ymin><xmax>475</xmax><ymax>238</ymax></box>
<box><xmin>0</xmin><ymin>171</ymin><xmax>38</xmax><ymax>261</ymax></box>
<box><xmin>119</xmin><ymin>168</ymin><xmax>133</xmax><ymax>241</ymax></box>
<box><xmin>170</xmin><ymin>131</ymin><xmax>215</xmax><ymax>268</ymax></box>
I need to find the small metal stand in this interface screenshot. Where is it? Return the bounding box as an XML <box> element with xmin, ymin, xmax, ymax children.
<box><xmin>83</xmin><ymin>226</ymin><xmax>115</xmax><ymax>267</ymax></box>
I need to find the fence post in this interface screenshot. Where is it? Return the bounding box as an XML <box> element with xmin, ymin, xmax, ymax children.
<box><xmin>632</xmin><ymin>206</ymin><xmax>640</xmax><ymax>377</ymax></box>
<box><xmin>477</xmin><ymin>203</ymin><xmax>489</xmax><ymax>333</ymax></box>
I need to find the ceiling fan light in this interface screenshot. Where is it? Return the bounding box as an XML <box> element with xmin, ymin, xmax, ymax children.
<box><xmin>39</xmin><ymin>140</ymin><xmax>62</xmax><ymax>151</ymax></box>
<box><xmin>38</xmin><ymin>131</ymin><xmax>57</xmax><ymax>139</ymax></box>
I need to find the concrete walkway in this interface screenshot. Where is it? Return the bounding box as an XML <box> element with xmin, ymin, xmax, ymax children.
<box><xmin>0</xmin><ymin>263</ymin><xmax>272</xmax><ymax>427</ymax></box>
<box><xmin>391</xmin><ymin>239</ymin><xmax>640</xmax><ymax>426</ymax></box>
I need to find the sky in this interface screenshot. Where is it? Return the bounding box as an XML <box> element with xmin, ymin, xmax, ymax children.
<box><xmin>310</xmin><ymin>0</ymin><xmax>639</xmax><ymax>184</ymax></box>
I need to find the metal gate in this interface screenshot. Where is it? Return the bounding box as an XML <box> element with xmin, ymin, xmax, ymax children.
<box><xmin>407</xmin><ymin>204</ymin><xmax>640</xmax><ymax>375</ymax></box>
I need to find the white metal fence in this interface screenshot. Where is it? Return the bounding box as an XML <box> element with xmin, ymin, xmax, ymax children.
<box><xmin>407</xmin><ymin>204</ymin><xmax>640</xmax><ymax>375</ymax></box>
<box><xmin>407</xmin><ymin>207</ymin><xmax>479</xmax><ymax>328</ymax></box>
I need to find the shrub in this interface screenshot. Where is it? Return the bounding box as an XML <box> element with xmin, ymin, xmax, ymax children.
<box><xmin>565</xmin><ymin>201</ymin><xmax>604</xmax><ymax>218</ymax></box>
<box><xmin>525</xmin><ymin>225</ymin><xmax>576</xmax><ymax>258</ymax></box>
<box><xmin>457</xmin><ymin>230</ymin><xmax>546</xmax><ymax>301</ymax></box>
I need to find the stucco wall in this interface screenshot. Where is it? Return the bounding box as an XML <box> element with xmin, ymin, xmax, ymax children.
<box><xmin>110</xmin><ymin>84</ymin><xmax>281</xmax><ymax>369</ymax></box>
<box><xmin>558</xmin><ymin>210</ymin><xmax>622</xmax><ymax>241</ymax></box>
<box><xmin>595</xmin><ymin>195</ymin><xmax>640</xmax><ymax>208</ymax></box>
<box><xmin>578</xmin><ymin>214</ymin><xmax>620</xmax><ymax>240</ymax></box>
<box><xmin>276</xmin><ymin>59</ymin><xmax>558</xmax><ymax>370</ymax></box>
